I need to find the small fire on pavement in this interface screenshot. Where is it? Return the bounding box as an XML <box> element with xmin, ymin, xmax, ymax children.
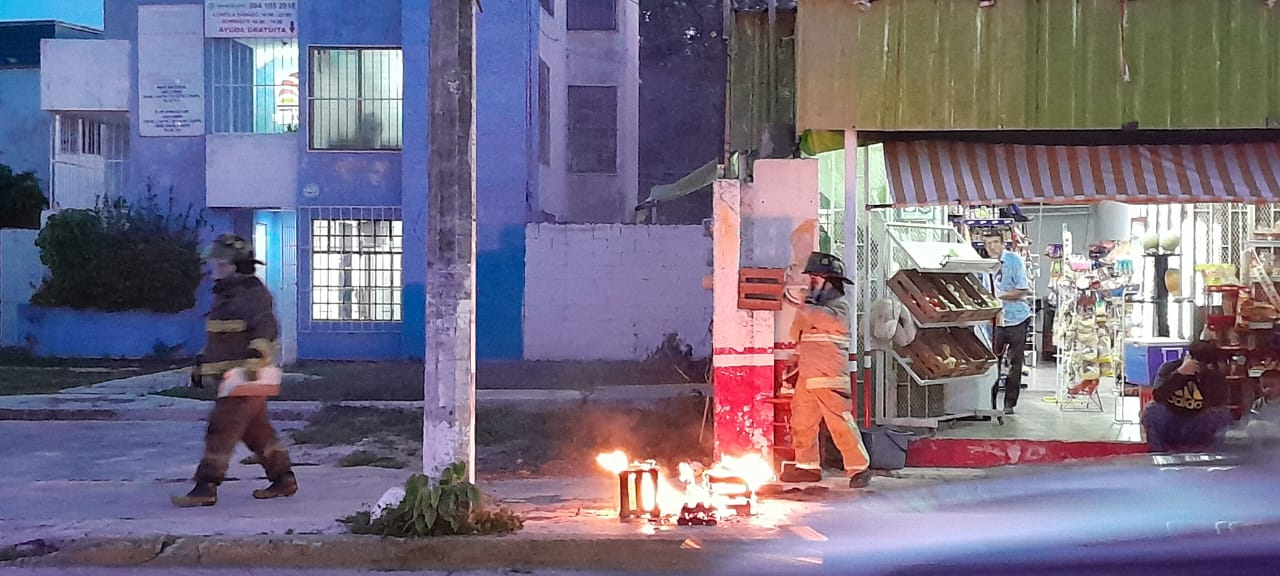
<box><xmin>595</xmin><ymin>450</ymin><xmax>775</xmax><ymax>526</ymax></box>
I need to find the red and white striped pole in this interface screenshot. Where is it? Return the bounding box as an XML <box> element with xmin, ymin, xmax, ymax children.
<box><xmin>711</xmin><ymin>179</ymin><xmax>775</xmax><ymax>459</ymax></box>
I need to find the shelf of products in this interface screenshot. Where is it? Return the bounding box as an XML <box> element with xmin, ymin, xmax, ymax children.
<box><xmin>887</xmin><ymin>269</ymin><xmax>1000</xmax><ymax>385</ymax></box>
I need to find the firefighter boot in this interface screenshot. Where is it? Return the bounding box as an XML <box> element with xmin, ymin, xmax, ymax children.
<box><xmin>779</xmin><ymin>463</ymin><xmax>823</xmax><ymax>483</ymax></box>
<box><xmin>849</xmin><ymin>471</ymin><xmax>872</xmax><ymax>489</ymax></box>
<box><xmin>253</xmin><ymin>472</ymin><xmax>298</xmax><ymax>500</ymax></box>
<box><xmin>171</xmin><ymin>482</ymin><xmax>218</xmax><ymax>507</ymax></box>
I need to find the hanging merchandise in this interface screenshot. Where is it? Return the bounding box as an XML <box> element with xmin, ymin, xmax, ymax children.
<box><xmin>1051</xmin><ymin>239</ymin><xmax>1134</xmax><ymax>413</ymax></box>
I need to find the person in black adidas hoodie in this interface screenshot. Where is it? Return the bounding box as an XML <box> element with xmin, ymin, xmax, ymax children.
<box><xmin>1141</xmin><ymin>340</ymin><xmax>1232</xmax><ymax>453</ymax></box>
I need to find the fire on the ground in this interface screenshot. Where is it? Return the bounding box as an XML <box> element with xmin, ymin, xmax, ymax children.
<box><xmin>595</xmin><ymin>450</ymin><xmax>775</xmax><ymax>524</ymax></box>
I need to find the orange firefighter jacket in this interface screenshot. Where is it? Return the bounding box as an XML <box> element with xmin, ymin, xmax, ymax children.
<box><xmin>789</xmin><ymin>296</ymin><xmax>853</xmax><ymax>392</ymax></box>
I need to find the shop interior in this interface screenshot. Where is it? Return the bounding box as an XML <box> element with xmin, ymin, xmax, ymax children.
<box><xmin>815</xmin><ymin>144</ymin><xmax>1279</xmax><ymax>444</ymax></box>
<box><xmin>873</xmin><ymin>201</ymin><xmax>1280</xmax><ymax>443</ymax></box>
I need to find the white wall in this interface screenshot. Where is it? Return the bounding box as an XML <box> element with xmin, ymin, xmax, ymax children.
<box><xmin>0</xmin><ymin>230</ymin><xmax>43</xmax><ymax>347</ymax></box>
<box><xmin>40</xmin><ymin>40</ymin><xmax>130</xmax><ymax>111</ymax></box>
<box><xmin>537</xmin><ymin>0</ymin><xmax>640</xmax><ymax>224</ymax></box>
<box><xmin>206</xmin><ymin>134</ymin><xmax>298</xmax><ymax>208</ymax></box>
<box><xmin>523</xmin><ymin>223</ymin><xmax>712</xmax><ymax>360</ymax></box>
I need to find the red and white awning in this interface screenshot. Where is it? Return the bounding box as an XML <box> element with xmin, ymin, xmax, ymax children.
<box><xmin>884</xmin><ymin>141</ymin><xmax>1280</xmax><ymax>206</ymax></box>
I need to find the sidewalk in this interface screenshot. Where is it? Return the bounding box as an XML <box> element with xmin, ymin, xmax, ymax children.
<box><xmin>0</xmin><ymin>371</ymin><xmax>988</xmax><ymax>570</ymax></box>
<box><xmin>0</xmin><ymin>369</ymin><xmax>713</xmax><ymax>422</ymax></box>
<box><xmin>0</xmin><ymin>415</ymin><xmax>978</xmax><ymax>571</ymax></box>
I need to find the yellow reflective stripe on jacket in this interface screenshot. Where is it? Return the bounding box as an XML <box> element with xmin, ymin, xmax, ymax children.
<box><xmin>206</xmin><ymin>319</ymin><xmax>247</xmax><ymax>333</ymax></box>
<box><xmin>805</xmin><ymin>376</ymin><xmax>851</xmax><ymax>390</ymax></box>
<box><xmin>800</xmin><ymin>333</ymin><xmax>852</xmax><ymax>346</ymax></box>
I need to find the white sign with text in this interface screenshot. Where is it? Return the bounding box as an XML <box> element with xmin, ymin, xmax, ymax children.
<box><xmin>205</xmin><ymin>1</ymin><xmax>298</xmax><ymax>38</ymax></box>
<box><xmin>139</xmin><ymin>5</ymin><xmax>205</xmax><ymax>137</ymax></box>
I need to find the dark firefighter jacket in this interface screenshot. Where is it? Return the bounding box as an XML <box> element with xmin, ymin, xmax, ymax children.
<box><xmin>197</xmin><ymin>274</ymin><xmax>279</xmax><ymax>396</ymax></box>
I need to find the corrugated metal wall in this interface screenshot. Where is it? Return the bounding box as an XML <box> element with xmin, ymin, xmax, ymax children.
<box><xmin>727</xmin><ymin>10</ymin><xmax>796</xmax><ymax>152</ymax></box>
<box><xmin>794</xmin><ymin>0</ymin><xmax>1280</xmax><ymax>131</ymax></box>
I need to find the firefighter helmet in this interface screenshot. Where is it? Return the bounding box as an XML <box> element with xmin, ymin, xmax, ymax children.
<box><xmin>803</xmin><ymin>251</ymin><xmax>852</xmax><ymax>284</ymax></box>
<box><xmin>205</xmin><ymin>233</ymin><xmax>259</xmax><ymax>264</ymax></box>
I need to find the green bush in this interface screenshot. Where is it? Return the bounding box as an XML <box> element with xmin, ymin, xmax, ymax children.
<box><xmin>31</xmin><ymin>184</ymin><xmax>204</xmax><ymax>313</ymax></box>
<box><xmin>341</xmin><ymin>462</ymin><xmax>525</xmax><ymax>537</ymax></box>
<box><xmin>0</xmin><ymin>164</ymin><xmax>47</xmax><ymax>229</ymax></box>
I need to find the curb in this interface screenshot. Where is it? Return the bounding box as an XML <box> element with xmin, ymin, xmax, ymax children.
<box><xmin>15</xmin><ymin>534</ymin><xmax>744</xmax><ymax>572</ymax></box>
<box><xmin>0</xmin><ymin>387</ymin><xmax>712</xmax><ymax>422</ymax></box>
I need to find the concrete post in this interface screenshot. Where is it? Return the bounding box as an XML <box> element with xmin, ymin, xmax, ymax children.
<box><xmin>710</xmin><ymin>179</ymin><xmax>775</xmax><ymax>459</ymax></box>
<box><xmin>424</xmin><ymin>0</ymin><xmax>478</xmax><ymax>482</ymax></box>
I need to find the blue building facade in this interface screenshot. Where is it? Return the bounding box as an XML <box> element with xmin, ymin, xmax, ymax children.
<box><xmin>0</xmin><ymin>20</ymin><xmax>101</xmax><ymax>190</ymax></box>
<box><xmin>38</xmin><ymin>0</ymin><xmax>534</xmax><ymax>361</ymax></box>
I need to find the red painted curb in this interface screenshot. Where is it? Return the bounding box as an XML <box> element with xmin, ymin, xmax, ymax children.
<box><xmin>906</xmin><ymin>437</ymin><xmax>1149</xmax><ymax>468</ymax></box>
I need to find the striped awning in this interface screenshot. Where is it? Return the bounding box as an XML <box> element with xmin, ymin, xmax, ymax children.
<box><xmin>883</xmin><ymin>141</ymin><xmax>1280</xmax><ymax>206</ymax></box>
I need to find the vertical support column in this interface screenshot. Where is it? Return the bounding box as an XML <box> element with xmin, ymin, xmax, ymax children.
<box><xmin>711</xmin><ymin>179</ymin><xmax>774</xmax><ymax>460</ymax></box>
<box><xmin>844</xmin><ymin>128</ymin><xmax>869</xmax><ymax>427</ymax></box>
<box><xmin>752</xmin><ymin>160</ymin><xmax>820</xmax><ymax>405</ymax></box>
<box><xmin>424</xmin><ymin>0</ymin><xmax>478</xmax><ymax>481</ymax></box>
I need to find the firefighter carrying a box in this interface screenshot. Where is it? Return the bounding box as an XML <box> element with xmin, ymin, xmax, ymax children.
<box><xmin>780</xmin><ymin>252</ymin><xmax>872</xmax><ymax>489</ymax></box>
<box><xmin>172</xmin><ymin>233</ymin><xmax>297</xmax><ymax>507</ymax></box>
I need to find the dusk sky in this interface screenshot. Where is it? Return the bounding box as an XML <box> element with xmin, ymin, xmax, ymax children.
<box><xmin>0</xmin><ymin>0</ymin><xmax>104</xmax><ymax>28</ymax></box>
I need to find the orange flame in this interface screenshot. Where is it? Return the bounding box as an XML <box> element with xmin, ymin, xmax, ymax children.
<box><xmin>712</xmin><ymin>453</ymin><xmax>775</xmax><ymax>492</ymax></box>
<box><xmin>596</xmin><ymin>450</ymin><xmax>630</xmax><ymax>475</ymax></box>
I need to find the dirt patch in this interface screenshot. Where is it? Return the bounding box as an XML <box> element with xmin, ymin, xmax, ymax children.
<box><xmin>287</xmin><ymin>396</ymin><xmax>714</xmax><ymax>476</ymax></box>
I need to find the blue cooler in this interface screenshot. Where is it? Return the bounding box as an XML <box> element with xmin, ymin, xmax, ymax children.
<box><xmin>1124</xmin><ymin>338</ymin><xmax>1189</xmax><ymax>387</ymax></box>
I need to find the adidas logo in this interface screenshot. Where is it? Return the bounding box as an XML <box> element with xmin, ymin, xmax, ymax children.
<box><xmin>1170</xmin><ymin>383</ymin><xmax>1205</xmax><ymax>411</ymax></box>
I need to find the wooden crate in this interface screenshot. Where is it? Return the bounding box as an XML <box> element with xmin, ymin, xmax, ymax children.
<box><xmin>890</xmin><ymin>270</ymin><xmax>1000</xmax><ymax>325</ymax></box>
<box><xmin>896</xmin><ymin>327</ymin><xmax>997</xmax><ymax>380</ymax></box>
<box><xmin>889</xmin><ymin>270</ymin><xmax>962</xmax><ymax>324</ymax></box>
<box><xmin>738</xmin><ymin>267</ymin><xmax>786</xmax><ymax>311</ymax></box>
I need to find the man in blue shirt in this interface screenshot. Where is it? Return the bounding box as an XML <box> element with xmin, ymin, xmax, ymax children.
<box><xmin>985</xmin><ymin>232</ymin><xmax>1032</xmax><ymax>414</ymax></box>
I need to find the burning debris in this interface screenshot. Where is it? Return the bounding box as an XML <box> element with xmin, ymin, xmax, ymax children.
<box><xmin>595</xmin><ymin>450</ymin><xmax>775</xmax><ymax>526</ymax></box>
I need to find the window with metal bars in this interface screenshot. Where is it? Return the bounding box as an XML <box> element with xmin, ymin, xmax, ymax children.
<box><xmin>207</xmin><ymin>38</ymin><xmax>300</xmax><ymax>134</ymax></box>
<box><xmin>308</xmin><ymin>47</ymin><xmax>404</xmax><ymax>150</ymax></box>
<box><xmin>567</xmin><ymin>85</ymin><xmax>617</xmax><ymax>174</ymax></box>
<box><xmin>310</xmin><ymin>217</ymin><xmax>404</xmax><ymax>323</ymax></box>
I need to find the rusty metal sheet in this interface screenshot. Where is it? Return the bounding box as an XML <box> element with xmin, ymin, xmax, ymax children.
<box><xmin>793</xmin><ymin>0</ymin><xmax>1280</xmax><ymax>131</ymax></box>
<box><xmin>728</xmin><ymin>10</ymin><xmax>796</xmax><ymax>152</ymax></box>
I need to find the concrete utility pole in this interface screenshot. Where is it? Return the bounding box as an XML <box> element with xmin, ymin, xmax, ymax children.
<box><xmin>423</xmin><ymin>0</ymin><xmax>478</xmax><ymax>481</ymax></box>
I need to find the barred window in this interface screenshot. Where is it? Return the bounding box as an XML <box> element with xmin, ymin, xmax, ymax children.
<box><xmin>309</xmin><ymin>47</ymin><xmax>403</xmax><ymax>150</ymax></box>
<box><xmin>207</xmin><ymin>38</ymin><xmax>300</xmax><ymax>134</ymax></box>
<box><xmin>310</xmin><ymin>218</ymin><xmax>403</xmax><ymax>323</ymax></box>
<box><xmin>567</xmin><ymin>0</ymin><xmax>616</xmax><ymax>31</ymax></box>
<box><xmin>568</xmin><ymin>85</ymin><xmax>617</xmax><ymax>174</ymax></box>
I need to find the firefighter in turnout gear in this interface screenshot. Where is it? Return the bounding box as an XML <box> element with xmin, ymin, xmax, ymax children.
<box><xmin>779</xmin><ymin>252</ymin><xmax>872</xmax><ymax>488</ymax></box>
<box><xmin>172</xmin><ymin>234</ymin><xmax>297</xmax><ymax>507</ymax></box>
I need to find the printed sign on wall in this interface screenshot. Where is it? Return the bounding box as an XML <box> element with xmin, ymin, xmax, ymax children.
<box><xmin>139</xmin><ymin>5</ymin><xmax>205</xmax><ymax>137</ymax></box>
<box><xmin>205</xmin><ymin>1</ymin><xmax>298</xmax><ymax>38</ymax></box>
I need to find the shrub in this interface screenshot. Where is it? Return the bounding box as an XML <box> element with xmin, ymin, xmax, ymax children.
<box><xmin>341</xmin><ymin>462</ymin><xmax>525</xmax><ymax>537</ymax></box>
<box><xmin>31</xmin><ymin>183</ymin><xmax>204</xmax><ymax>313</ymax></box>
<box><xmin>0</xmin><ymin>164</ymin><xmax>47</xmax><ymax>229</ymax></box>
